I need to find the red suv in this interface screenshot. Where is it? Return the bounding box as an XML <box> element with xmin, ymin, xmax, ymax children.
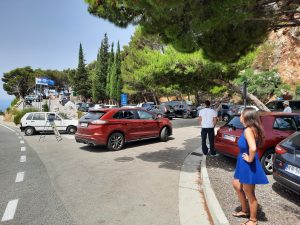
<box><xmin>215</xmin><ymin>112</ymin><xmax>300</xmax><ymax>174</ymax></box>
<box><xmin>75</xmin><ymin>108</ymin><xmax>172</xmax><ymax>150</ymax></box>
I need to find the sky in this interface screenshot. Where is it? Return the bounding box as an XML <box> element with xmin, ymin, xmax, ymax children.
<box><xmin>0</xmin><ymin>0</ymin><xmax>135</xmax><ymax>110</ymax></box>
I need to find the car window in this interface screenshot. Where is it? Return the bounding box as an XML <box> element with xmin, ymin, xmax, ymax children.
<box><xmin>55</xmin><ymin>114</ymin><xmax>62</xmax><ymax>121</ymax></box>
<box><xmin>227</xmin><ymin>116</ymin><xmax>244</xmax><ymax>129</ymax></box>
<box><xmin>282</xmin><ymin>133</ymin><xmax>300</xmax><ymax>151</ymax></box>
<box><xmin>32</xmin><ymin>113</ymin><xmax>45</xmax><ymax>121</ymax></box>
<box><xmin>273</xmin><ymin>117</ymin><xmax>297</xmax><ymax>131</ymax></box>
<box><xmin>137</xmin><ymin>110</ymin><xmax>154</xmax><ymax>120</ymax></box>
<box><xmin>114</xmin><ymin>110</ymin><xmax>136</xmax><ymax>119</ymax></box>
<box><xmin>290</xmin><ymin>101</ymin><xmax>300</xmax><ymax>110</ymax></box>
<box><xmin>266</xmin><ymin>102</ymin><xmax>276</xmax><ymax>110</ymax></box>
<box><xmin>80</xmin><ymin>111</ymin><xmax>105</xmax><ymax>121</ymax></box>
<box><xmin>222</xmin><ymin>105</ymin><xmax>229</xmax><ymax>109</ymax></box>
<box><xmin>26</xmin><ymin>113</ymin><xmax>33</xmax><ymax>120</ymax></box>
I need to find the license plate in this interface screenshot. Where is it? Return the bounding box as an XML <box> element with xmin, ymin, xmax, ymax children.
<box><xmin>285</xmin><ymin>164</ymin><xmax>300</xmax><ymax>177</ymax></box>
<box><xmin>223</xmin><ymin>134</ymin><xmax>236</xmax><ymax>142</ymax></box>
<box><xmin>81</xmin><ymin>123</ymin><xmax>88</xmax><ymax>127</ymax></box>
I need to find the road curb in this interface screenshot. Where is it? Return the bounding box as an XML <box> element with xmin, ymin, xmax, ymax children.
<box><xmin>179</xmin><ymin>148</ymin><xmax>211</xmax><ymax>225</ymax></box>
<box><xmin>201</xmin><ymin>155</ymin><xmax>230</xmax><ymax>225</ymax></box>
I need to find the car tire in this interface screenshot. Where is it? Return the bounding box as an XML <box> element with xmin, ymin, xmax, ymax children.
<box><xmin>260</xmin><ymin>149</ymin><xmax>274</xmax><ymax>175</ymax></box>
<box><xmin>223</xmin><ymin>114</ymin><xmax>230</xmax><ymax>122</ymax></box>
<box><xmin>183</xmin><ymin>113</ymin><xmax>189</xmax><ymax>119</ymax></box>
<box><xmin>24</xmin><ymin>127</ymin><xmax>35</xmax><ymax>136</ymax></box>
<box><xmin>107</xmin><ymin>132</ymin><xmax>124</xmax><ymax>151</ymax></box>
<box><xmin>67</xmin><ymin>126</ymin><xmax>77</xmax><ymax>134</ymax></box>
<box><xmin>160</xmin><ymin>127</ymin><xmax>169</xmax><ymax>142</ymax></box>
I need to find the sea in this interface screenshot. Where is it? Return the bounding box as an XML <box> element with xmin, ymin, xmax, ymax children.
<box><xmin>0</xmin><ymin>99</ymin><xmax>12</xmax><ymax>112</ymax></box>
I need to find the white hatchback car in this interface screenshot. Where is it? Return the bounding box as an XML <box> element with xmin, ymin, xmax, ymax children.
<box><xmin>20</xmin><ymin>112</ymin><xmax>78</xmax><ymax>136</ymax></box>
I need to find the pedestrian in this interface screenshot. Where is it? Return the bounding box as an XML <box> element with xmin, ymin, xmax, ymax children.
<box><xmin>283</xmin><ymin>100</ymin><xmax>292</xmax><ymax>113</ymax></box>
<box><xmin>198</xmin><ymin>100</ymin><xmax>218</xmax><ymax>155</ymax></box>
<box><xmin>232</xmin><ymin>108</ymin><xmax>268</xmax><ymax>225</ymax></box>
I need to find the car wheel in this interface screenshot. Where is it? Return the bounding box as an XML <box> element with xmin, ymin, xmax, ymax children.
<box><xmin>107</xmin><ymin>132</ymin><xmax>124</xmax><ymax>151</ymax></box>
<box><xmin>168</xmin><ymin>117</ymin><xmax>173</xmax><ymax>120</ymax></box>
<box><xmin>24</xmin><ymin>127</ymin><xmax>35</xmax><ymax>136</ymax></box>
<box><xmin>223</xmin><ymin>114</ymin><xmax>230</xmax><ymax>122</ymax></box>
<box><xmin>67</xmin><ymin>126</ymin><xmax>77</xmax><ymax>134</ymax></box>
<box><xmin>183</xmin><ymin>113</ymin><xmax>189</xmax><ymax>119</ymax></box>
<box><xmin>160</xmin><ymin>127</ymin><xmax>169</xmax><ymax>142</ymax></box>
<box><xmin>260</xmin><ymin>149</ymin><xmax>274</xmax><ymax>175</ymax></box>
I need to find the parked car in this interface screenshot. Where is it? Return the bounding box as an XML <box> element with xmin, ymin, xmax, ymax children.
<box><xmin>215</xmin><ymin>112</ymin><xmax>300</xmax><ymax>174</ymax></box>
<box><xmin>24</xmin><ymin>95</ymin><xmax>42</xmax><ymax>102</ymax></box>
<box><xmin>266</xmin><ymin>100</ymin><xmax>300</xmax><ymax>112</ymax></box>
<box><xmin>217</xmin><ymin>103</ymin><xmax>238</xmax><ymax>121</ymax></box>
<box><xmin>75</xmin><ymin>108</ymin><xmax>172</xmax><ymax>151</ymax></box>
<box><xmin>78</xmin><ymin>103</ymin><xmax>95</xmax><ymax>112</ymax></box>
<box><xmin>121</xmin><ymin>104</ymin><xmax>138</xmax><ymax>108</ymax></box>
<box><xmin>137</xmin><ymin>102</ymin><xmax>155</xmax><ymax>110</ymax></box>
<box><xmin>20</xmin><ymin>112</ymin><xmax>78</xmax><ymax>136</ymax></box>
<box><xmin>147</xmin><ymin>105</ymin><xmax>175</xmax><ymax>120</ymax></box>
<box><xmin>237</xmin><ymin>105</ymin><xmax>259</xmax><ymax>114</ymax></box>
<box><xmin>273</xmin><ymin>132</ymin><xmax>300</xmax><ymax>195</ymax></box>
<box><xmin>89</xmin><ymin>104</ymin><xmax>104</xmax><ymax>110</ymax></box>
<box><xmin>104</xmin><ymin>104</ymin><xmax>118</xmax><ymax>108</ymax></box>
<box><xmin>173</xmin><ymin>104</ymin><xmax>197</xmax><ymax>118</ymax></box>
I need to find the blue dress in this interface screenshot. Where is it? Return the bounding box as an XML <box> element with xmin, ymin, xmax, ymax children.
<box><xmin>234</xmin><ymin>131</ymin><xmax>269</xmax><ymax>184</ymax></box>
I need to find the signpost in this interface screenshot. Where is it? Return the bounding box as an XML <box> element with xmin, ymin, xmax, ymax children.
<box><xmin>121</xmin><ymin>94</ymin><xmax>128</xmax><ymax>106</ymax></box>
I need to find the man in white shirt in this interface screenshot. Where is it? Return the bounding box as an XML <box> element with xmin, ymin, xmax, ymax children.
<box><xmin>198</xmin><ymin>100</ymin><xmax>218</xmax><ymax>155</ymax></box>
<box><xmin>283</xmin><ymin>100</ymin><xmax>292</xmax><ymax>113</ymax></box>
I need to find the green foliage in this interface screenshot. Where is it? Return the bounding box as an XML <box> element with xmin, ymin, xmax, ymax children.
<box><xmin>295</xmin><ymin>85</ymin><xmax>300</xmax><ymax>97</ymax></box>
<box><xmin>93</xmin><ymin>34</ymin><xmax>110</xmax><ymax>102</ymax></box>
<box><xmin>13</xmin><ymin>108</ymin><xmax>38</xmax><ymax>125</ymax></box>
<box><xmin>0</xmin><ymin>110</ymin><xmax>4</xmax><ymax>115</ymax></box>
<box><xmin>84</xmin><ymin>0</ymin><xmax>283</xmax><ymax>62</ymax></box>
<box><xmin>209</xmin><ymin>86</ymin><xmax>227</xmax><ymax>96</ymax></box>
<box><xmin>42</xmin><ymin>103</ymin><xmax>49</xmax><ymax>112</ymax></box>
<box><xmin>10</xmin><ymin>97</ymin><xmax>20</xmax><ymax>107</ymax></box>
<box><xmin>2</xmin><ymin>67</ymin><xmax>36</xmax><ymax>98</ymax></box>
<box><xmin>110</xmin><ymin>42</ymin><xmax>122</xmax><ymax>100</ymax></box>
<box><xmin>74</xmin><ymin>43</ymin><xmax>90</xmax><ymax>99</ymax></box>
<box><xmin>234</xmin><ymin>69</ymin><xmax>290</xmax><ymax>103</ymax></box>
<box><xmin>106</xmin><ymin>43</ymin><xmax>115</xmax><ymax>96</ymax></box>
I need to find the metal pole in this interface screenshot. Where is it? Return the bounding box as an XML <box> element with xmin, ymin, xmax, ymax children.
<box><xmin>243</xmin><ymin>81</ymin><xmax>247</xmax><ymax>108</ymax></box>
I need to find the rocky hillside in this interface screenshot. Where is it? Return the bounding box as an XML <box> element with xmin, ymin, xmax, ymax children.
<box><xmin>253</xmin><ymin>27</ymin><xmax>300</xmax><ymax>87</ymax></box>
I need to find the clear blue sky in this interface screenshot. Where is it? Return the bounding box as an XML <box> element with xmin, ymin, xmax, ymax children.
<box><xmin>0</xmin><ymin>0</ymin><xmax>135</xmax><ymax>104</ymax></box>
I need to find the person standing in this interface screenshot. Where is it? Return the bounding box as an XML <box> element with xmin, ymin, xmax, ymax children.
<box><xmin>232</xmin><ymin>108</ymin><xmax>268</xmax><ymax>225</ymax></box>
<box><xmin>198</xmin><ymin>100</ymin><xmax>218</xmax><ymax>155</ymax></box>
<box><xmin>283</xmin><ymin>100</ymin><xmax>292</xmax><ymax>113</ymax></box>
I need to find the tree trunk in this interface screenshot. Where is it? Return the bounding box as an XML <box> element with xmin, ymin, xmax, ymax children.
<box><xmin>214</xmin><ymin>80</ymin><xmax>271</xmax><ymax>112</ymax></box>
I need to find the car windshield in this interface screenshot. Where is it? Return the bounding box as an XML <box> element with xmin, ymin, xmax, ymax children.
<box><xmin>80</xmin><ymin>111</ymin><xmax>105</xmax><ymax>121</ymax></box>
<box><xmin>282</xmin><ymin>132</ymin><xmax>300</xmax><ymax>151</ymax></box>
<box><xmin>226</xmin><ymin>116</ymin><xmax>244</xmax><ymax>129</ymax></box>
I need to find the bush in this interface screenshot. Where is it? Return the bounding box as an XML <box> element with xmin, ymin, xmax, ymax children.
<box><xmin>10</xmin><ymin>97</ymin><xmax>20</xmax><ymax>107</ymax></box>
<box><xmin>0</xmin><ymin>110</ymin><xmax>4</xmax><ymax>115</ymax></box>
<box><xmin>13</xmin><ymin>108</ymin><xmax>39</xmax><ymax>125</ymax></box>
<box><xmin>42</xmin><ymin>103</ymin><xmax>49</xmax><ymax>112</ymax></box>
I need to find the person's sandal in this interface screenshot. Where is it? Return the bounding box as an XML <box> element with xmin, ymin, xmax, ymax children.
<box><xmin>241</xmin><ymin>219</ymin><xmax>258</xmax><ymax>225</ymax></box>
<box><xmin>232</xmin><ymin>211</ymin><xmax>249</xmax><ymax>218</ymax></box>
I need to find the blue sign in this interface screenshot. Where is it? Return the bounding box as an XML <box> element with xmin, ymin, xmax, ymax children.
<box><xmin>35</xmin><ymin>77</ymin><xmax>55</xmax><ymax>86</ymax></box>
<box><xmin>121</xmin><ymin>94</ymin><xmax>128</xmax><ymax>106</ymax></box>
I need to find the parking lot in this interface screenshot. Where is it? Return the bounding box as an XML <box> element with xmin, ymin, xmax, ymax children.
<box><xmin>206</xmin><ymin>155</ymin><xmax>300</xmax><ymax>225</ymax></box>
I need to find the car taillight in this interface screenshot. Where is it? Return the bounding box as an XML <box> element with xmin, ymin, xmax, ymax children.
<box><xmin>91</xmin><ymin>120</ymin><xmax>108</xmax><ymax>125</ymax></box>
<box><xmin>275</xmin><ymin>145</ymin><xmax>287</xmax><ymax>155</ymax></box>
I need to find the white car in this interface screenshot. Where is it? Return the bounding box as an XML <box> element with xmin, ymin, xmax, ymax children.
<box><xmin>20</xmin><ymin>112</ymin><xmax>78</xmax><ymax>136</ymax></box>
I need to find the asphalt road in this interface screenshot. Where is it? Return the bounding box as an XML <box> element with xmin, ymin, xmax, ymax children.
<box><xmin>0</xmin><ymin>124</ymin><xmax>74</xmax><ymax>225</ymax></box>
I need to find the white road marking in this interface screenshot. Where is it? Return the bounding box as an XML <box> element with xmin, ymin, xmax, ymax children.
<box><xmin>15</xmin><ymin>172</ymin><xmax>25</xmax><ymax>183</ymax></box>
<box><xmin>0</xmin><ymin>124</ymin><xmax>15</xmax><ymax>132</ymax></box>
<box><xmin>18</xmin><ymin>136</ymin><xmax>22</xmax><ymax>139</ymax></box>
<box><xmin>20</xmin><ymin>140</ymin><xmax>24</xmax><ymax>144</ymax></box>
<box><xmin>21</xmin><ymin>147</ymin><xmax>26</xmax><ymax>152</ymax></box>
<box><xmin>61</xmin><ymin>135</ymin><xmax>75</xmax><ymax>140</ymax></box>
<box><xmin>1</xmin><ymin>199</ymin><xmax>19</xmax><ymax>222</ymax></box>
<box><xmin>20</xmin><ymin>155</ymin><xmax>26</xmax><ymax>163</ymax></box>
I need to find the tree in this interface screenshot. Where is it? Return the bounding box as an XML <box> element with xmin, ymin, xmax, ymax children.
<box><xmin>85</xmin><ymin>0</ymin><xmax>300</xmax><ymax>62</ymax></box>
<box><xmin>93</xmin><ymin>34</ymin><xmax>110</xmax><ymax>102</ymax></box>
<box><xmin>2</xmin><ymin>67</ymin><xmax>35</xmax><ymax>98</ymax></box>
<box><xmin>106</xmin><ymin>42</ymin><xmax>114</xmax><ymax>97</ymax></box>
<box><xmin>112</xmin><ymin>41</ymin><xmax>122</xmax><ymax>100</ymax></box>
<box><xmin>74</xmin><ymin>43</ymin><xmax>90</xmax><ymax>98</ymax></box>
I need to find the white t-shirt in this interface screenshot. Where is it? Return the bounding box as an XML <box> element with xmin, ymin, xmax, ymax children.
<box><xmin>283</xmin><ymin>106</ymin><xmax>292</xmax><ymax>113</ymax></box>
<box><xmin>199</xmin><ymin>108</ymin><xmax>217</xmax><ymax>128</ymax></box>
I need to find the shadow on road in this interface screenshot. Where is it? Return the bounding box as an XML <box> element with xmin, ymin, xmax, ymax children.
<box><xmin>136</xmin><ymin>136</ymin><xmax>200</xmax><ymax>171</ymax></box>
<box><xmin>272</xmin><ymin>182</ymin><xmax>300</xmax><ymax>209</ymax></box>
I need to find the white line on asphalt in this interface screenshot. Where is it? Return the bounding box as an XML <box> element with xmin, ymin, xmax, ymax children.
<box><xmin>21</xmin><ymin>147</ymin><xmax>26</xmax><ymax>152</ymax></box>
<box><xmin>20</xmin><ymin>155</ymin><xmax>26</xmax><ymax>163</ymax></box>
<box><xmin>20</xmin><ymin>140</ymin><xmax>24</xmax><ymax>144</ymax></box>
<box><xmin>1</xmin><ymin>199</ymin><xmax>19</xmax><ymax>222</ymax></box>
<box><xmin>0</xmin><ymin>124</ymin><xmax>15</xmax><ymax>132</ymax></box>
<box><xmin>15</xmin><ymin>172</ymin><xmax>25</xmax><ymax>183</ymax></box>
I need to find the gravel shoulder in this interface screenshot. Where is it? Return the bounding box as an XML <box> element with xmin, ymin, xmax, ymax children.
<box><xmin>206</xmin><ymin>155</ymin><xmax>300</xmax><ymax>225</ymax></box>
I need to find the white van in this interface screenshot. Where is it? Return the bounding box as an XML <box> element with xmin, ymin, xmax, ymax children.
<box><xmin>20</xmin><ymin>112</ymin><xmax>78</xmax><ymax>136</ymax></box>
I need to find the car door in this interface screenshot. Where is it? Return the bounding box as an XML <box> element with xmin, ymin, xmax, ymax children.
<box><xmin>53</xmin><ymin>114</ymin><xmax>63</xmax><ymax>131</ymax></box>
<box><xmin>137</xmin><ymin>110</ymin><xmax>160</xmax><ymax>138</ymax></box>
<box><xmin>272</xmin><ymin>116</ymin><xmax>298</xmax><ymax>143</ymax></box>
<box><xmin>112</xmin><ymin>110</ymin><xmax>142</xmax><ymax>141</ymax></box>
<box><xmin>31</xmin><ymin>113</ymin><xmax>46</xmax><ymax>131</ymax></box>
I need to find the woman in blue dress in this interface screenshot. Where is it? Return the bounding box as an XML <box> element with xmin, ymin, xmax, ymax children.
<box><xmin>232</xmin><ymin>108</ymin><xmax>268</xmax><ymax>225</ymax></box>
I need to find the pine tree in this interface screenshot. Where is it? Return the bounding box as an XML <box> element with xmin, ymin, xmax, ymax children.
<box><xmin>93</xmin><ymin>33</ymin><xmax>110</xmax><ymax>102</ymax></box>
<box><xmin>106</xmin><ymin>42</ymin><xmax>114</xmax><ymax>97</ymax></box>
<box><xmin>115</xmin><ymin>41</ymin><xmax>122</xmax><ymax>101</ymax></box>
<box><xmin>75</xmin><ymin>43</ymin><xmax>89</xmax><ymax>98</ymax></box>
